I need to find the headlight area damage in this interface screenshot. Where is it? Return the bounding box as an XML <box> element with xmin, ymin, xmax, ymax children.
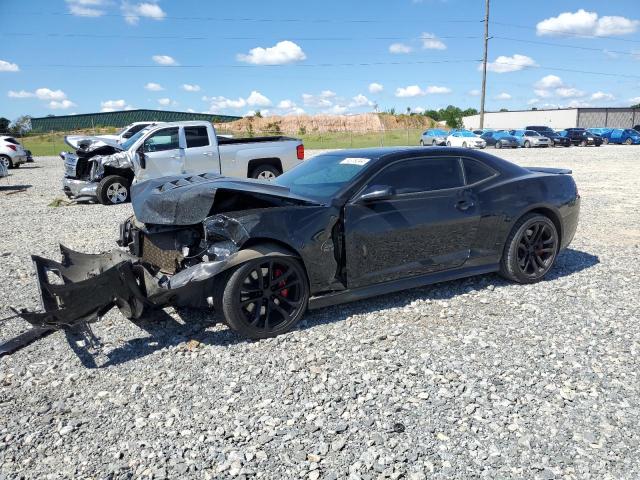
<box><xmin>2</xmin><ymin>174</ymin><xmax>333</xmax><ymax>356</ymax></box>
<box><xmin>63</xmin><ymin>136</ymin><xmax>132</xmax><ymax>183</ymax></box>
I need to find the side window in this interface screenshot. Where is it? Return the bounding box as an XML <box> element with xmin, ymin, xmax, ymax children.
<box><xmin>185</xmin><ymin>126</ymin><xmax>210</xmax><ymax>148</ymax></box>
<box><xmin>370</xmin><ymin>157</ymin><xmax>464</xmax><ymax>195</ymax></box>
<box><xmin>143</xmin><ymin>127</ymin><xmax>179</xmax><ymax>152</ymax></box>
<box><xmin>463</xmin><ymin>158</ymin><xmax>496</xmax><ymax>185</ymax></box>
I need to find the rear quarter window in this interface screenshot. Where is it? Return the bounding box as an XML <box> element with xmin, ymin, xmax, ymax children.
<box><xmin>463</xmin><ymin>158</ymin><xmax>496</xmax><ymax>185</ymax></box>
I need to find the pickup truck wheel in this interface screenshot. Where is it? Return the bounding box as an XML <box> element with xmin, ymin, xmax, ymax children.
<box><xmin>97</xmin><ymin>175</ymin><xmax>130</xmax><ymax>205</ymax></box>
<box><xmin>1</xmin><ymin>156</ymin><xmax>13</xmax><ymax>169</ymax></box>
<box><xmin>219</xmin><ymin>256</ymin><xmax>309</xmax><ymax>339</ymax></box>
<box><xmin>251</xmin><ymin>164</ymin><xmax>280</xmax><ymax>181</ymax></box>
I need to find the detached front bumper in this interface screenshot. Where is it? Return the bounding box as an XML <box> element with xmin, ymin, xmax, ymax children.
<box><xmin>63</xmin><ymin>177</ymin><xmax>98</xmax><ymax>200</ymax></box>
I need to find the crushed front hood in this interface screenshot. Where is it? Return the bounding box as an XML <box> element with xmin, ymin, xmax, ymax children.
<box><xmin>65</xmin><ymin>135</ymin><xmax>124</xmax><ymax>152</ymax></box>
<box><xmin>131</xmin><ymin>173</ymin><xmax>320</xmax><ymax>225</ymax></box>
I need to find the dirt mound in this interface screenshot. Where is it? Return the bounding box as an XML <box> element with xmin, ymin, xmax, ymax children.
<box><xmin>215</xmin><ymin>113</ymin><xmax>434</xmax><ymax>135</ymax></box>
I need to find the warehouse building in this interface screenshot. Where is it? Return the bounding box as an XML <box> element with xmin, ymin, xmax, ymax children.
<box><xmin>30</xmin><ymin>109</ymin><xmax>240</xmax><ymax>133</ymax></box>
<box><xmin>463</xmin><ymin>107</ymin><xmax>640</xmax><ymax>130</ymax></box>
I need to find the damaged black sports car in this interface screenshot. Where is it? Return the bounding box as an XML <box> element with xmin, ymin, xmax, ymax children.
<box><xmin>5</xmin><ymin>147</ymin><xmax>580</xmax><ymax>354</ymax></box>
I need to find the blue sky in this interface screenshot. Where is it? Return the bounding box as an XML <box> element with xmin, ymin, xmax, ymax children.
<box><xmin>2</xmin><ymin>0</ymin><xmax>640</xmax><ymax>120</ymax></box>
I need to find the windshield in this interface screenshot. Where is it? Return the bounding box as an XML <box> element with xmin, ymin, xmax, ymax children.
<box><xmin>120</xmin><ymin>127</ymin><xmax>152</xmax><ymax>151</ymax></box>
<box><xmin>460</xmin><ymin>131</ymin><xmax>476</xmax><ymax>137</ymax></box>
<box><xmin>525</xmin><ymin>130</ymin><xmax>540</xmax><ymax>136</ymax></box>
<box><xmin>274</xmin><ymin>154</ymin><xmax>372</xmax><ymax>201</ymax></box>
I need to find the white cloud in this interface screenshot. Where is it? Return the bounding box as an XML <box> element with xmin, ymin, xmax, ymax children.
<box><xmin>205</xmin><ymin>96</ymin><xmax>247</xmax><ymax>110</ymax></box>
<box><xmin>277</xmin><ymin>99</ymin><xmax>296</xmax><ymax>109</ymax></box>
<box><xmin>181</xmin><ymin>83</ymin><xmax>201</xmax><ymax>92</ymax></box>
<box><xmin>237</xmin><ymin>41</ymin><xmax>306</xmax><ymax>65</ymax></box>
<box><xmin>537</xmin><ymin>9</ymin><xmax>639</xmax><ymax>37</ymax></box>
<box><xmin>65</xmin><ymin>0</ymin><xmax>108</xmax><ymax>17</ymax></box>
<box><xmin>483</xmin><ymin>54</ymin><xmax>537</xmax><ymax>73</ymax></box>
<box><xmin>566</xmin><ymin>100</ymin><xmax>592</xmax><ymax>108</ymax></box>
<box><xmin>152</xmin><ymin>55</ymin><xmax>177</xmax><ymax>66</ymax></box>
<box><xmin>468</xmin><ymin>89</ymin><xmax>480</xmax><ymax>96</ymax></box>
<box><xmin>35</xmin><ymin>88</ymin><xmax>67</xmax><ymax>101</ymax></box>
<box><xmin>535</xmin><ymin>75</ymin><xmax>564</xmax><ymax>89</ymax></box>
<box><xmin>301</xmin><ymin>90</ymin><xmax>336</xmax><ymax>107</ymax></box>
<box><xmin>0</xmin><ymin>60</ymin><xmax>20</xmax><ymax>72</ymax></box>
<box><xmin>349</xmin><ymin>94</ymin><xmax>374</xmax><ymax>107</ymax></box>
<box><xmin>494</xmin><ymin>92</ymin><xmax>512</xmax><ymax>100</ymax></box>
<box><xmin>157</xmin><ymin>98</ymin><xmax>172</xmax><ymax>106</ymax></box>
<box><xmin>425</xmin><ymin>85</ymin><xmax>451</xmax><ymax>94</ymax></box>
<box><xmin>368</xmin><ymin>82</ymin><xmax>384</xmax><ymax>94</ymax></box>
<box><xmin>591</xmin><ymin>91</ymin><xmax>615</xmax><ymax>101</ymax></box>
<box><xmin>421</xmin><ymin>33</ymin><xmax>446</xmax><ymax>50</ymax></box>
<box><xmin>534</xmin><ymin>89</ymin><xmax>553</xmax><ymax>98</ymax></box>
<box><xmin>144</xmin><ymin>82</ymin><xmax>164</xmax><ymax>91</ymax></box>
<box><xmin>49</xmin><ymin>99</ymin><xmax>76</xmax><ymax>110</ymax></box>
<box><xmin>325</xmin><ymin>105</ymin><xmax>348</xmax><ymax>115</ymax></box>
<box><xmin>556</xmin><ymin>87</ymin><xmax>585</xmax><ymax>98</ymax></box>
<box><xmin>412</xmin><ymin>107</ymin><xmax>425</xmax><ymax>114</ymax></box>
<box><xmin>121</xmin><ymin>2</ymin><xmax>166</xmax><ymax>25</ymax></box>
<box><xmin>527</xmin><ymin>98</ymin><xmax>540</xmax><ymax>105</ymax></box>
<box><xmin>246</xmin><ymin>90</ymin><xmax>272</xmax><ymax>107</ymax></box>
<box><xmin>8</xmin><ymin>90</ymin><xmax>34</xmax><ymax>98</ymax></box>
<box><xmin>100</xmin><ymin>99</ymin><xmax>131</xmax><ymax>112</ymax></box>
<box><xmin>389</xmin><ymin>43</ymin><xmax>412</xmax><ymax>54</ymax></box>
<box><xmin>395</xmin><ymin>85</ymin><xmax>425</xmax><ymax>97</ymax></box>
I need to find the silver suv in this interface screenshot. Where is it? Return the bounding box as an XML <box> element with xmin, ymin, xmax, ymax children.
<box><xmin>0</xmin><ymin>136</ymin><xmax>28</xmax><ymax>169</ymax></box>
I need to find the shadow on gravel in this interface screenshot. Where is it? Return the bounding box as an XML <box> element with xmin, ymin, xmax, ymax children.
<box><xmin>0</xmin><ymin>184</ymin><xmax>32</xmax><ymax>194</ymax></box>
<box><xmin>63</xmin><ymin>248</ymin><xmax>599</xmax><ymax>368</ymax></box>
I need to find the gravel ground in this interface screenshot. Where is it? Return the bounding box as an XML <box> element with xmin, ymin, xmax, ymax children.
<box><xmin>1</xmin><ymin>146</ymin><xmax>639</xmax><ymax>479</ymax></box>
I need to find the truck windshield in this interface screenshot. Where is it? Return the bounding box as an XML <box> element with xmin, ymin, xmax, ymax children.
<box><xmin>120</xmin><ymin>127</ymin><xmax>152</xmax><ymax>151</ymax></box>
<box><xmin>274</xmin><ymin>154</ymin><xmax>372</xmax><ymax>201</ymax></box>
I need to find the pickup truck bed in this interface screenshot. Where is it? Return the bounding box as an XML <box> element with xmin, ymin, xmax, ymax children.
<box><xmin>217</xmin><ymin>136</ymin><xmax>298</xmax><ymax>145</ymax></box>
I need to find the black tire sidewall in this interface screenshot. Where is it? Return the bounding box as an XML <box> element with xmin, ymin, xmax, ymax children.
<box><xmin>221</xmin><ymin>256</ymin><xmax>309</xmax><ymax>339</ymax></box>
<box><xmin>500</xmin><ymin>214</ymin><xmax>558</xmax><ymax>284</ymax></box>
<box><xmin>97</xmin><ymin>175</ymin><xmax>131</xmax><ymax>205</ymax></box>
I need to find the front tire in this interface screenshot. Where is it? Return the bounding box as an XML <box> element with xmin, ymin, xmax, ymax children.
<box><xmin>218</xmin><ymin>256</ymin><xmax>309</xmax><ymax>339</ymax></box>
<box><xmin>495</xmin><ymin>141</ymin><xmax>502</xmax><ymax>149</ymax></box>
<box><xmin>580</xmin><ymin>140</ymin><xmax>588</xmax><ymax>147</ymax></box>
<box><xmin>96</xmin><ymin>175</ymin><xmax>130</xmax><ymax>205</ymax></box>
<box><xmin>625</xmin><ymin>138</ymin><xmax>633</xmax><ymax>145</ymax></box>
<box><xmin>432</xmin><ymin>140</ymin><xmax>437</xmax><ymax>146</ymax></box>
<box><xmin>446</xmin><ymin>141</ymin><xmax>451</xmax><ymax>147</ymax></box>
<box><xmin>499</xmin><ymin>213</ymin><xmax>559</xmax><ymax>284</ymax></box>
<box><xmin>462</xmin><ymin>142</ymin><xmax>468</xmax><ymax>148</ymax></box>
<box><xmin>524</xmin><ymin>140</ymin><xmax>531</xmax><ymax>148</ymax></box>
<box><xmin>1</xmin><ymin>155</ymin><xmax>13</xmax><ymax>169</ymax></box>
<box><xmin>251</xmin><ymin>164</ymin><xmax>280</xmax><ymax>180</ymax></box>
<box><xmin>603</xmin><ymin>137</ymin><xmax>609</xmax><ymax>145</ymax></box>
<box><xmin>420</xmin><ymin>140</ymin><xmax>424</xmax><ymax>146</ymax></box>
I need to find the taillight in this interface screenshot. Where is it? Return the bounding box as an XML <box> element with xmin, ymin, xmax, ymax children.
<box><xmin>6</xmin><ymin>144</ymin><xmax>16</xmax><ymax>151</ymax></box>
<box><xmin>296</xmin><ymin>144</ymin><xmax>304</xmax><ymax>160</ymax></box>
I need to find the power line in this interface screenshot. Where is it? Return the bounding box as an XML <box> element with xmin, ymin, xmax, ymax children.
<box><xmin>492</xmin><ymin>36</ymin><xmax>639</xmax><ymax>57</ymax></box>
<box><xmin>491</xmin><ymin>21</ymin><xmax>640</xmax><ymax>44</ymax></box>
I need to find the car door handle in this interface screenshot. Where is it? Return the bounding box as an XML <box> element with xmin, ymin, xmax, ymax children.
<box><xmin>455</xmin><ymin>199</ymin><xmax>474</xmax><ymax>211</ymax></box>
<box><xmin>203</xmin><ymin>151</ymin><xmax>216</xmax><ymax>156</ymax></box>
<box><xmin>170</xmin><ymin>154</ymin><xmax>181</xmax><ymax>159</ymax></box>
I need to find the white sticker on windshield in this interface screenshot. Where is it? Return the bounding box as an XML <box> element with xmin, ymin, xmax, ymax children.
<box><xmin>340</xmin><ymin>157</ymin><xmax>370</xmax><ymax>166</ymax></box>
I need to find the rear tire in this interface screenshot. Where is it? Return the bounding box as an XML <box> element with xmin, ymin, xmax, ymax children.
<box><xmin>603</xmin><ymin>137</ymin><xmax>609</xmax><ymax>145</ymax></box>
<box><xmin>251</xmin><ymin>164</ymin><xmax>280</xmax><ymax>180</ymax></box>
<box><xmin>495</xmin><ymin>141</ymin><xmax>502</xmax><ymax>149</ymax></box>
<box><xmin>420</xmin><ymin>140</ymin><xmax>424</xmax><ymax>146</ymax></box>
<box><xmin>580</xmin><ymin>140</ymin><xmax>588</xmax><ymax>147</ymax></box>
<box><xmin>218</xmin><ymin>255</ymin><xmax>309</xmax><ymax>339</ymax></box>
<box><xmin>96</xmin><ymin>175</ymin><xmax>130</xmax><ymax>205</ymax></box>
<box><xmin>499</xmin><ymin>213</ymin><xmax>559</xmax><ymax>284</ymax></box>
<box><xmin>1</xmin><ymin>155</ymin><xmax>13</xmax><ymax>169</ymax></box>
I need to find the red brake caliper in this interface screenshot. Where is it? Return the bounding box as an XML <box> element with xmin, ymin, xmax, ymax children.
<box><xmin>274</xmin><ymin>268</ymin><xmax>288</xmax><ymax>298</ymax></box>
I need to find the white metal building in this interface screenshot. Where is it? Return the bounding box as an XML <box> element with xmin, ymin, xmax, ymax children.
<box><xmin>463</xmin><ymin>107</ymin><xmax>640</xmax><ymax>130</ymax></box>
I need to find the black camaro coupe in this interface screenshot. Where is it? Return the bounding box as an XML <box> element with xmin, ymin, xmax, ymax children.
<box><xmin>5</xmin><ymin>147</ymin><xmax>580</xmax><ymax>353</ymax></box>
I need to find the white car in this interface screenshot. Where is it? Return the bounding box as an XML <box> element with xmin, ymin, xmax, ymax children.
<box><xmin>446</xmin><ymin>130</ymin><xmax>486</xmax><ymax>149</ymax></box>
<box><xmin>0</xmin><ymin>136</ymin><xmax>29</xmax><ymax>169</ymax></box>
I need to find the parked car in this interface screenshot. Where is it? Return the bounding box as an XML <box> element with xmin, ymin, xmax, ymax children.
<box><xmin>525</xmin><ymin>126</ymin><xmax>571</xmax><ymax>147</ymax></box>
<box><xmin>10</xmin><ymin>146</ymin><xmax>580</xmax><ymax>349</ymax></box>
<box><xmin>446</xmin><ymin>130</ymin><xmax>486</xmax><ymax>148</ymax></box>
<box><xmin>0</xmin><ymin>158</ymin><xmax>8</xmax><ymax>178</ymax></box>
<box><xmin>480</xmin><ymin>131</ymin><xmax>519</xmax><ymax>149</ymax></box>
<box><xmin>65</xmin><ymin>122</ymin><xmax>163</xmax><ymax>149</ymax></box>
<box><xmin>562</xmin><ymin>128</ymin><xmax>603</xmax><ymax>146</ymax></box>
<box><xmin>420</xmin><ymin>129</ymin><xmax>448</xmax><ymax>146</ymax></box>
<box><xmin>61</xmin><ymin>121</ymin><xmax>305</xmax><ymax>205</ymax></box>
<box><xmin>586</xmin><ymin>128</ymin><xmax>612</xmax><ymax>137</ymax></box>
<box><xmin>0</xmin><ymin>136</ymin><xmax>29</xmax><ymax>169</ymax></box>
<box><xmin>600</xmin><ymin>128</ymin><xmax>640</xmax><ymax>145</ymax></box>
<box><xmin>509</xmin><ymin>130</ymin><xmax>551</xmax><ymax>148</ymax></box>
<box><xmin>633</xmin><ymin>125</ymin><xmax>640</xmax><ymax>133</ymax></box>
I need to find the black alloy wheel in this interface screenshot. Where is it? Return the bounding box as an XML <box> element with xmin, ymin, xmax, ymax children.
<box><xmin>500</xmin><ymin>213</ymin><xmax>559</xmax><ymax>283</ymax></box>
<box><xmin>220</xmin><ymin>256</ymin><xmax>309</xmax><ymax>339</ymax></box>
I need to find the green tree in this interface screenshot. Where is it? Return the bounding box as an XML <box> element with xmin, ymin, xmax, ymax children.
<box><xmin>0</xmin><ymin>117</ymin><xmax>10</xmax><ymax>133</ymax></box>
<box><xmin>254</xmin><ymin>110</ymin><xmax>263</xmax><ymax>118</ymax></box>
<box><xmin>632</xmin><ymin>103</ymin><xmax>640</xmax><ymax>109</ymax></box>
<box><xmin>10</xmin><ymin>115</ymin><xmax>31</xmax><ymax>136</ymax></box>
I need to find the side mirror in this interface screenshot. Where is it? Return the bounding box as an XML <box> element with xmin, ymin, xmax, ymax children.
<box><xmin>358</xmin><ymin>185</ymin><xmax>396</xmax><ymax>203</ymax></box>
<box><xmin>137</xmin><ymin>147</ymin><xmax>146</xmax><ymax>169</ymax></box>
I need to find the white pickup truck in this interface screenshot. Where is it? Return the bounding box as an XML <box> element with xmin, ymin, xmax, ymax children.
<box><xmin>62</xmin><ymin>121</ymin><xmax>305</xmax><ymax>205</ymax></box>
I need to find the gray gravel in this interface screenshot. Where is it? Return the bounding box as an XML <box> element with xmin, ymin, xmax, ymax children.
<box><xmin>1</xmin><ymin>146</ymin><xmax>639</xmax><ymax>479</ymax></box>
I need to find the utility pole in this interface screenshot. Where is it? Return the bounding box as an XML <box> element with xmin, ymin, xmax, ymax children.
<box><xmin>479</xmin><ymin>0</ymin><xmax>490</xmax><ymax>129</ymax></box>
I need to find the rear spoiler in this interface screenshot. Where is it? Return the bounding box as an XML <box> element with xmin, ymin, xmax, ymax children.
<box><xmin>526</xmin><ymin>167</ymin><xmax>572</xmax><ymax>175</ymax></box>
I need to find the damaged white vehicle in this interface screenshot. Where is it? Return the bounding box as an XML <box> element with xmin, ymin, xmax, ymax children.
<box><xmin>61</xmin><ymin>121</ymin><xmax>305</xmax><ymax>205</ymax></box>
